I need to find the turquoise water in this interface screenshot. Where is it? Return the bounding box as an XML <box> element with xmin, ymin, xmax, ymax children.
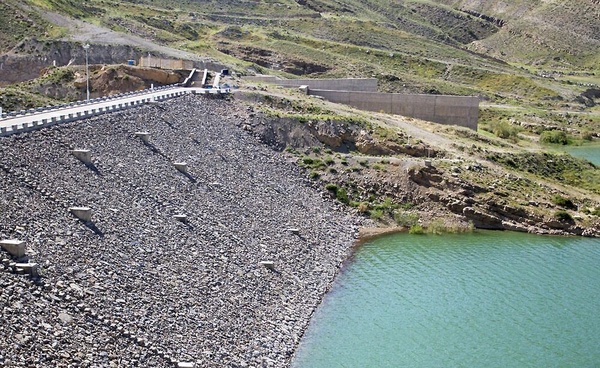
<box><xmin>564</xmin><ymin>143</ymin><xmax>600</xmax><ymax>165</ymax></box>
<box><xmin>293</xmin><ymin>231</ymin><xmax>600</xmax><ymax>367</ymax></box>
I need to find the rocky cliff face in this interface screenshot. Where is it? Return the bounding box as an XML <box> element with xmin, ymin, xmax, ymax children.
<box><xmin>1</xmin><ymin>39</ymin><xmax>146</xmax><ymax>86</ymax></box>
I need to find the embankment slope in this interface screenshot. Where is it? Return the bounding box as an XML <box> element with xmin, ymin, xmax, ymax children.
<box><xmin>0</xmin><ymin>95</ymin><xmax>362</xmax><ymax>366</ymax></box>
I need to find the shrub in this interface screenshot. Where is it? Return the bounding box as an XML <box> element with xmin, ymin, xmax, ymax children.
<box><xmin>394</xmin><ymin>211</ymin><xmax>419</xmax><ymax>227</ymax></box>
<box><xmin>369</xmin><ymin>209</ymin><xmax>383</xmax><ymax>219</ymax></box>
<box><xmin>409</xmin><ymin>224</ymin><xmax>424</xmax><ymax>234</ymax></box>
<box><xmin>284</xmin><ymin>146</ymin><xmax>298</xmax><ymax>154</ymax></box>
<box><xmin>400</xmin><ymin>202</ymin><xmax>416</xmax><ymax>210</ymax></box>
<box><xmin>325</xmin><ymin>157</ymin><xmax>335</xmax><ymax>165</ymax></box>
<box><xmin>488</xmin><ymin>121</ymin><xmax>521</xmax><ymax>140</ymax></box>
<box><xmin>335</xmin><ymin>187</ymin><xmax>349</xmax><ymax>204</ymax></box>
<box><xmin>373</xmin><ymin>198</ymin><xmax>397</xmax><ymax>212</ymax></box>
<box><xmin>427</xmin><ymin>219</ymin><xmax>446</xmax><ymax>235</ymax></box>
<box><xmin>325</xmin><ymin>183</ymin><xmax>349</xmax><ymax>204</ymax></box>
<box><xmin>309</xmin><ymin>171</ymin><xmax>320</xmax><ymax>179</ymax></box>
<box><xmin>591</xmin><ymin>208</ymin><xmax>600</xmax><ymax>216</ymax></box>
<box><xmin>540</xmin><ymin>130</ymin><xmax>568</xmax><ymax>145</ymax></box>
<box><xmin>554</xmin><ymin>210</ymin><xmax>573</xmax><ymax>222</ymax></box>
<box><xmin>581</xmin><ymin>130</ymin><xmax>594</xmax><ymax>141</ymax></box>
<box><xmin>325</xmin><ymin>183</ymin><xmax>338</xmax><ymax>192</ymax></box>
<box><xmin>301</xmin><ymin>157</ymin><xmax>325</xmax><ymax>169</ymax></box>
<box><xmin>357</xmin><ymin>202</ymin><xmax>369</xmax><ymax>213</ymax></box>
<box><xmin>302</xmin><ymin>157</ymin><xmax>314</xmax><ymax>165</ymax></box>
<box><xmin>551</xmin><ymin>195</ymin><xmax>576</xmax><ymax>210</ymax></box>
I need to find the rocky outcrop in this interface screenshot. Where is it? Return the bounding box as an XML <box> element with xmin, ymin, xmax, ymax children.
<box><xmin>248</xmin><ymin>112</ymin><xmax>441</xmax><ymax>158</ymax></box>
<box><xmin>460</xmin><ymin>9</ymin><xmax>506</xmax><ymax>27</ymax></box>
<box><xmin>238</xmin><ymin>108</ymin><xmax>600</xmax><ymax>237</ymax></box>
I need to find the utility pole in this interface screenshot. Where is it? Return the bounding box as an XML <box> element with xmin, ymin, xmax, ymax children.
<box><xmin>83</xmin><ymin>43</ymin><xmax>90</xmax><ymax>100</ymax></box>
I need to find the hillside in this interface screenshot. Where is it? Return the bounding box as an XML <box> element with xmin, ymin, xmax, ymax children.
<box><xmin>0</xmin><ymin>1</ymin><xmax>597</xmax><ymax>103</ymax></box>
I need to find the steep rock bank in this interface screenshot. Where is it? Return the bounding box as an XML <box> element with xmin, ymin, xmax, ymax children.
<box><xmin>242</xmin><ymin>110</ymin><xmax>600</xmax><ymax>237</ymax></box>
<box><xmin>0</xmin><ymin>95</ymin><xmax>363</xmax><ymax>366</ymax></box>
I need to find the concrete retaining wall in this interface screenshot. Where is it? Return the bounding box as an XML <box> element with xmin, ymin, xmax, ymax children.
<box><xmin>139</xmin><ymin>56</ymin><xmax>194</xmax><ymax>70</ymax></box>
<box><xmin>244</xmin><ymin>76</ymin><xmax>378</xmax><ymax>92</ymax></box>
<box><xmin>309</xmin><ymin>89</ymin><xmax>479</xmax><ymax>130</ymax></box>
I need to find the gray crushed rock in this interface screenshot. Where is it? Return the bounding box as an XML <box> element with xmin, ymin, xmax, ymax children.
<box><xmin>0</xmin><ymin>95</ymin><xmax>363</xmax><ymax>367</ymax></box>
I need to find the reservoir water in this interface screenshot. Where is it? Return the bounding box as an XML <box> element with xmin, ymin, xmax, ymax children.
<box><xmin>564</xmin><ymin>143</ymin><xmax>600</xmax><ymax>166</ymax></box>
<box><xmin>292</xmin><ymin>231</ymin><xmax>600</xmax><ymax>367</ymax></box>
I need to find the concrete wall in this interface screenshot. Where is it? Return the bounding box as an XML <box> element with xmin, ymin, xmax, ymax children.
<box><xmin>244</xmin><ymin>75</ymin><xmax>378</xmax><ymax>92</ymax></box>
<box><xmin>309</xmin><ymin>90</ymin><xmax>479</xmax><ymax>130</ymax></box>
<box><xmin>139</xmin><ymin>56</ymin><xmax>194</xmax><ymax>70</ymax></box>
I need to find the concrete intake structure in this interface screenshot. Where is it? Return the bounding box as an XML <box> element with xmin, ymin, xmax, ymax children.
<box><xmin>308</xmin><ymin>89</ymin><xmax>480</xmax><ymax>130</ymax></box>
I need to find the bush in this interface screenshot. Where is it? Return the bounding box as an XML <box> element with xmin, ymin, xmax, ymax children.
<box><xmin>554</xmin><ymin>210</ymin><xmax>573</xmax><ymax>222</ymax></box>
<box><xmin>591</xmin><ymin>208</ymin><xmax>600</xmax><ymax>216</ymax></box>
<box><xmin>302</xmin><ymin>157</ymin><xmax>314</xmax><ymax>165</ymax></box>
<box><xmin>488</xmin><ymin>121</ymin><xmax>521</xmax><ymax>140</ymax></box>
<box><xmin>551</xmin><ymin>195</ymin><xmax>576</xmax><ymax>210</ymax></box>
<box><xmin>581</xmin><ymin>130</ymin><xmax>594</xmax><ymax>141</ymax></box>
<box><xmin>409</xmin><ymin>224</ymin><xmax>424</xmax><ymax>234</ymax></box>
<box><xmin>324</xmin><ymin>183</ymin><xmax>349</xmax><ymax>204</ymax></box>
<box><xmin>336</xmin><ymin>187</ymin><xmax>349</xmax><ymax>204</ymax></box>
<box><xmin>394</xmin><ymin>211</ymin><xmax>419</xmax><ymax>227</ymax></box>
<box><xmin>427</xmin><ymin>219</ymin><xmax>446</xmax><ymax>235</ymax></box>
<box><xmin>540</xmin><ymin>130</ymin><xmax>568</xmax><ymax>145</ymax></box>
<box><xmin>369</xmin><ymin>209</ymin><xmax>383</xmax><ymax>219</ymax></box>
<box><xmin>357</xmin><ymin>202</ymin><xmax>369</xmax><ymax>213</ymax></box>
<box><xmin>325</xmin><ymin>183</ymin><xmax>338</xmax><ymax>192</ymax></box>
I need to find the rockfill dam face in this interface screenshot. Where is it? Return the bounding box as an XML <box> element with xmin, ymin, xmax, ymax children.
<box><xmin>0</xmin><ymin>95</ymin><xmax>362</xmax><ymax>367</ymax></box>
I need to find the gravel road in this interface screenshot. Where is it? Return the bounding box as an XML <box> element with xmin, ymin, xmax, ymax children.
<box><xmin>0</xmin><ymin>95</ymin><xmax>363</xmax><ymax>367</ymax></box>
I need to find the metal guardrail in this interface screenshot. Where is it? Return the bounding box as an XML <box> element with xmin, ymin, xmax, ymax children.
<box><xmin>0</xmin><ymin>84</ymin><xmax>177</xmax><ymax>119</ymax></box>
<box><xmin>1</xmin><ymin>87</ymin><xmax>230</xmax><ymax>137</ymax></box>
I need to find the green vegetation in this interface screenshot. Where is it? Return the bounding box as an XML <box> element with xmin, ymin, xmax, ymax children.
<box><xmin>325</xmin><ymin>183</ymin><xmax>350</xmax><ymax>205</ymax></box>
<box><xmin>486</xmin><ymin>152</ymin><xmax>600</xmax><ymax>194</ymax></box>
<box><xmin>540</xmin><ymin>130</ymin><xmax>569</xmax><ymax>145</ymax></box>
<box><xmin>483</xmin><ymin>121</ymin><xmax>521</xmax><ymax>141</ymax></box>
<box><xmin>394</xmin><ymin>211</ymin><xmax>419</xmax><ymax>227</ymax></box>
<box><xmin>554</xmin><ymin>210</ymin><xmax>573</xmax><ymax>222</ymax></box>
<box><xmin>409</xmin><ymin>224</ymin><xmax>425</xmax><ymax>234</ymax></box>
<box><xmin>551</xmin><ymin>195</ymin><xmax>577</xmax><ymax>210</ymax></box>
